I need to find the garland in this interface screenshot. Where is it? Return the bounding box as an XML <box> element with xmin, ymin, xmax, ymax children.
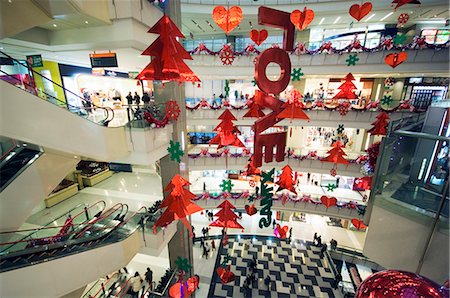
<box><xmin>188</xmin><ymin>36</ymin><xmax>449</xmax><ymax>57</ymax></box>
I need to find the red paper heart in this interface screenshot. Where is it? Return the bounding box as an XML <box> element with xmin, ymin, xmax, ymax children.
<box><xmin>244</xmin><ymin>204</ymin><xmax>258</xmax><ymax>216</ymax></box>
<box><xmin>250</xmin><ymin>29</ymin><xmax>268</xmax><ymax>46</ymax></box>
<box><xmin>274</xmin><ymin>225</ymin><xmax>289</xmax><ymax>239</ymax></box>
<box><xmin>320</xmin><ymin>195</ymin><xmax>337</xmax><ymax>208</ymax></box>
<box><xmin>290</xmin><ymin>7</ymin><xmax>315</xmax><ymax>31</ymax></box>
<box><xmin>216</xmin><ymin>266</ymin><xmax>236</xmax><ymax>284</ymax></box>
<box><xmin>349</xmin><ymin>2</ymin><xmax>373</xmax><ymax>21</ymax></box>
<box><xmin>212</xmin><ymin>6</ymin><xmax>243</xmax><ymax>34</ymax></box>
<box><xmin>351</xmin><ymin>218</ymin><xmax>367</xmax><ymax>230</ymax></box>
<box><xmin>385</xmin><ymin>52</ymin><xmax>408</xmax><ymax>68</ymax></box>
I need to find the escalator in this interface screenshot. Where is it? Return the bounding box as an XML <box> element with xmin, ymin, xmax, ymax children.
<box><xmin>0</xmin><ymin>202</ymin><xmax>145</xmax><ymax>273</ymax></box>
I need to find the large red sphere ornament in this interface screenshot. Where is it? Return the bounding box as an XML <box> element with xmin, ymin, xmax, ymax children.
<box><xmin>255</xmin><ymin>48</ymin><xmax>291</xmax><ymax>95</ymax></box>
<box><xmin>356</xmin><ymin>270</ymin><xmax>449</xmax><ymax>298</ymax></box>
<box><xmin>165</xmin><ymin>100</ymin><xmax>181</xmax><ymax>121</ymax></box>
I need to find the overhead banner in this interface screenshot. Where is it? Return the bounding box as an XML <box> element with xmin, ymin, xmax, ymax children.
<box><xmin>26</xmin><ymin>55</ymin><xmax>43</xmax><ymax>67</ymax></box>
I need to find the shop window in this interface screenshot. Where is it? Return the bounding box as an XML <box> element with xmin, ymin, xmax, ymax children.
<box><xmin>421</xmin><ymin>29</ymin><xmax>449</xmax><ymax>44</ymax></box>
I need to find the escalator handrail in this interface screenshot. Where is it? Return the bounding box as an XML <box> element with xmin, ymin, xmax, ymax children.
<box><xmin>0</xmin><ymin>139</ymin><xmax>18</xmax><ymax>162</ymax></box>
<box><xmin>71</xmin><ymin>200</ymin><xmax>107</xmax><ymax>222</ymax></box>
<box><xmin>0</xmin><ymin>69</ymin><xmax>113</xmax><ymax>125</ymax></box>
<box><xmin>117</xmin><ymin>276</ymin><xmax>133</xmax><ymax>298</ymax></box>
<box><xmin>74</xmin><ymin>203</ymin><xmax>125</xmax><ymax>239</ymax></box>
<box><xmin>116</xmin><ymin>206</ymin><xmax>148</xmax><ymax>229</ymax></box>
<box><xmin>90</xmin><ymin>271</ymin><xmax>121</xmax><ymax>298</ymax></box>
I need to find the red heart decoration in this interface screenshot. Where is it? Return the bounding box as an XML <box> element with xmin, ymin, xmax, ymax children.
<box><xmin>212</xmin><ymin>6</ymin><xmax>243</xmax><ymax>34</ymax></box>
<box><xmin>290</xmin><ymin>7</ymin><xmax>315</xmax><ymax>31</ymax></box>
<box><xmin>385</xmin><ymin>52</ymin><xmax>408</xmax><ymax>68</ymax></box>
<box><xmin>244</xmin><ymin>204</ymin><xmax>258</xmax><ymax>216</ymax></box>
<box><xmin>250</xmin><ymin>29</ymin><xmax>268</xmax><ymax>46</ymax></box>
<box><xmin>216</xmin><ymin>265</ymin><xmax>236</xmax><ymax>284</ymax></box>
<box><xmin>349</xmin><ymin>2</ymin><xmax>373</xmax><ymax>21</ymax></box>
<box><xmin>351</xmin><ymin>218</ymin><xmax>367</xmax><ymax>230</ymax></box>
<box><xmin>274</xmin><ymin>225</ymin><xmax>289</xmax><ymax>239</ymax></box>
<box><xmin>320</xmin><ymin>195</ymin><xmax>337</xmax><ymax>208</ymax></box>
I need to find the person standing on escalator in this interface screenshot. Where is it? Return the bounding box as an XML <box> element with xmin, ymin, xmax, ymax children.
<box><xmin>128</xmin><ymin>272</ymin><xmax>143</xmax><ymax>298</ymax></box>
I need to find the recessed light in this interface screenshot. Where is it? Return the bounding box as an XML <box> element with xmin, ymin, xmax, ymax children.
<box><xmin>319</xmin><ymin>17</ymin><xmax>325</xmax><ymax>25</ymax></box>
<box><xmin>380</xmin><ymin>12</ymin><xmax>394</xmax><ymax>21</ymax></box>
<box><xmin>333</xmin><ymin>16</ymin><xmax>341</xmax><ymax>24</ymax></box>
<box><xmin>85</xmin><ymin>20</ymin><xmax>89</xmax><ymax>24</ymax></box>
<box><xmin>365</xmin><ymin>14</ymin><xmax>376</xmax><ymax>22</ymax></box>
<box><xmin>53</xmin><ymin>24</ymin><xmax>57</xmax><ymax>27</ymax></box>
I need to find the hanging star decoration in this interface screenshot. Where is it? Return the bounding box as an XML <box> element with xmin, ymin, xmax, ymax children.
<box><xmin>167</xmin><ymin>140</ymin><xmax>184</xmax><ymax>162</ymax></box>
<box><xmin>394</xmin><ymin>33</ymin><xmax>406</xmax><ymax>46</ymax></box>
<box><xmin>346</xmin><ymin>53</ymin><xmax>359</xmax><ymax>66</ymax></box>
<box><xmin>176</xmin><ymin>256</ymin><xmax>192</xmax><ymax>273</ymax></box>
<box><xmin>381</xmin><ymin>95</ymin><xmax>393</xmax><ymax>105</ymax></box>
<box><xmin>221</xmin><ymin>253</ymin><xmax>232</xmax><ymax>266</ymax></box>
<box><xmin>252</xmin><ymin>78</ymin><xmax>257</xmax><ymax>87</ymax></box>
<box><xmin>337</xmin><ymin>124</ymin><xmax>345</xmax><ymax>135</ymax></box>
<box><xmin>326</xmin><ymin>183</ymin><xmax>337</xmax><ymax>192</ymax></box>
<box><xmin>290</xmin><ymin>68</ymin><xmax>304</xmax><ymax>81</ymax></box>
<box><xmin>220</xmin><ymin>179</ymin><xmax>234</xmax><ymax>192</ymax></box>
<box><xmin>358</xmin><ymin>206</ymin><xmax>367</xmax><ymax>216</ymax></box>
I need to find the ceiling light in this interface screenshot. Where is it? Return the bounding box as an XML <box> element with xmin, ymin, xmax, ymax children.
<box><xmin>319</xmin><ymin>17</ymin><xmax>325</xmax><ymax>25</ymax></box>
<box><xmin>85</xmin><ymin>20</ymin><xmax>89</xmax><ymax>24</ymax></box>
<box><xmin>365</xmin><ymin>14</ymin><xmax>376</xmax><ymax>22</ymax></box>
<box><xmin>380</xmin><ymin>12</ymin><xmax>394</xmax><ymax>21</ymax></box>
<box><xmin>333</xmin><ymin>16</ymin><xmax>341</xmax><ymax>24</ymax></box>
<box><xmin>53</xmin><ymin>24</ymin><xmax>57</xmax><ymax>27</ymax></box>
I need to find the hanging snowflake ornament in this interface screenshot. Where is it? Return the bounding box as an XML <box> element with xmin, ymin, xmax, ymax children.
<box><xmin>220</xmin><ymin>45</ymin><xmax>235</xmax><ymax>65</ymax></box>
<box><xmin>336</xmin><ymin>124</ymin><xmax>345</xmax><ymax>135</ymax></box>
<box><xmin>397</xmin><ymin>13</ymin><xmax>410</xmax><ymax>27</ymax></box>
<box><xmin>220</xmin><ymin>179</ymin><xmax>234</xmax><ymax>192</ymax></box>
<box><xmin>175</xmin><ymin>256</ymin><xmax>192</xmax><ymax>273</ymax></box>
<box><xmin>326</xmin><ymin>183</ymin><xmax>337</xmax><ymax>192</ymax></box>
<box><xmin>290</xmin><ymin>68</ymin><xmax>304</xmax><ymax>81</ymax></box>
<box><xmin>384</xmin><ymin>77</ymin><xmax>395</xmax><ymax>87</ymax></box>
<box><xmin>330</xmin><ymin>167</ymin><xmax>337</xmax><ymax>177</ymax></box>
<box><xmin>381</xmin><ymin>95</ymin><xmax>393</xmax><ymax>105</ymax></box>
<box><xmin>358</xmin><ymin>206</ymin><xmax>367</xmax><ymax>216</ymax></box>
<box><xmin>165</xmin><ymin>100</ymin><xmax>181</xmax><ymax>121</ymax></box>
<box><xmin>346</xmin><ymin>53</ymin><xmax>359</xmax><ymax>66</ymax></box>
<box><xmin>394</xmin><ymin>33</ymin><xmax>407</xmax><ymax>46</ymax></box>
<box><xmin>221</xmin><ymin>253</ymin><xmax>232</xmax><ymax>266</ymax></box>
<box><xmin>167</xmin><ymin>140</ymin><xmax>184</xmax><ymax>162</ymax></box>
<box><xmin>247</xmin><ymin>195</ymin><xmax>255</xmax><ymax>202</ymax></box>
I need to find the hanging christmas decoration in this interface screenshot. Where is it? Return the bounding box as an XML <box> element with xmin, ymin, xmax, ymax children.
<box><xmin>165</xmin><ymin>100</ymin><xmax>181</xmax><ymax>121</ymax></box>
<box><xmin>351</xmin><ymin>218</ymin><xmax>367</xmax><ymax>230</ymax></box>
<box><xmin>259</xmin><ymin>169</ymin><xmax>275</xmax><ymax>229</ymax></box>
<box><xmin>210</xmin><ymin>200</ymin><xmax>244</xmax><ymax>230</ymax></box>
<box><xmin>384</xmin><ymin>77</ymin><xmax>395</xmax><ymax>87</ymax></box>
<box><xmin>330</xmin><ymin>167</ymin><xmax>337</xmax><ymax>177</ymax></box>
<box><xmin>322</xmin><ymin>141</ymin><xmax>349</xmax><ymax>177</ymax></box>
<box><xmin>176</xmin><ymin>256</ymin><xmax>192</xmax><ymax>273</ymax></box>
<box><xmin>219</xmin><ymin>179</ymin><xmax>234</xmax><ymax>193</ymax></box>
<box><xmin>212</xmin><ymin>6</ymin><xmax>243</xmax><ymax>34</ymax></box>
<box><xmin>243</xmin><ymin>155</ymin><xmax>262</xmax><ymax>177</ymax></box>
<box><xmin>249</xmin><ymin>180</ymin><xmax>256</xmax><ymax>188</ymax></box>
<box><xmin>332</xmin><ymin>73</ymin><xmax>359</xmax><ymax>100</ymax></box>
<box><xmin>338</xmin><ymin>101</ymin><xmax>352</xmax><ymax>116</ymax></box>
<box><xmin>381</xmin><ymin>95</ymin><xmax>393</xmax><ymax>106</ymax></box>
<box><xmin>290</xmin><ymin>7</ymin><xmax>315</xmax><ymax>31</ymax></box>
<box><xmin>320</xmin><ymin>195</ymin><xmax>337</xmax><ymax>208</ymax></box>
<box><xmin>336</xmin><ymin>124</ymin><xmax>345</xmax><ymax>135</ymax></box>
<box><xmin>154</xmin><ymin>175</ymin><xmax>203</xmax><ymax>237</ymax></box>
<box><xmin>224</xmin><ymin>80</ymin><xmax>230</xmax><ymax>97</ymax></box>
<box><xmin>326</xmin><ymin>183</ymin><xmax>337</xmax><ymax>192</ymax></box>
<box><xmin>276</xmin><ymin>165</ymin><xmax>297</xmax><ymax>194</ymax></box>
<box><xmin>137</xmin><ymin>15</ymin><xmax>200</xmax><ymax>82</ymax></box>
<box><xmin>209</xmin><ymin>110</ymin><xmax>245</xmax><ymax>148</ymax></box>
<box><xmin>274</xmin><ymin>224</ymin><xmax>289</xmax><ymax>239</ymax></box>
<box><xmin>290</xmin><ymin>67</ymin><xmax>304</xmax><ymax>81</ymax></box>
<box><xmin>251</xmin><ymin>78</ymin><xmax>257</xmax><ymax>87</ymax></box>
<box><xmin>349</xmin><ymin>2</ymin><xmax>373</xmax><ymax>21</ymax></box>
<box><xmin>167</xmin><ymin>140</ymin><xmax>184</xmax><ymax>162</ymax></box>
<box><xmin>219</xmin><ymin>44</ymin><xmax>235</xmax><ymax>65</ymax></box>
<box><xmin>391</xmin><ymin>0</ymin><xmax>421</xmax><ymax>10</ymax></box>
<box><xmin>245</xmin><ymin>204</ymin><xmax>258</xmax><ymax>216</ymax></box>
<box><xmin>346</xmin><ymin>53</ymin><xmax>359</xmax><ymax>66</ymax></box>
<box><xmin>276</xmin><ymin>89</ymin><xmax>310</xmax><ymax>122</ymax></box>
<box><xmin>250</xmin><ymin>29</ymin><xmax>268</xmax><ymax>46</ymax></box>
<box><xmin>369</xmin><ymin>112</ymin><xmax>390</xmax><ymax>136</ymax></box>
<box><xmin>397</xmin><ymin>13</ymin><xmax>410</xmax><ymax>27</ymax></box>
<box><xmin>243</xmin><ymin>101</ymin><xmax>265</xmax><ymax>118</ymax></box>
<box><xmin>385</xmin><ymin>52</ymin><xmax>408</xmax><ymax>68</ymax></box>
<box><xmin>394</xmin><ymin>33</ymin><xmax>407</xmax><ymax>46</ymax></box>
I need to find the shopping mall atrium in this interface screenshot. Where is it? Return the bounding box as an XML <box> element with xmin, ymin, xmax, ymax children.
<box><xmin>0</xmin><ymin>0</ymin><xmax>449</xmax><ymax>297</ymax></box>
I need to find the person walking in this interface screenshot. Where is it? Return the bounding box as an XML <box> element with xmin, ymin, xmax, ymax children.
<box><xmin>319</xmin><ymin>243</ymin><xmax>328</xmax><ymax>258</ymax></box>
<box><xmin>316</xmin><ymin>235</ymin><xmax>322</xmax><ymax>247</ymax></box>
<box><xmin>288</xmin><ymin>227</ymin><xmax>293</xmax><ymax>240</ymax></box>
<box><xmin>145</xmin><ymin>267</ymin><xmax>153</xmax><ymax>290</ymax></box>
<box><xmin>134</xmin><ymin>92</ymin><xmax>141</xmax><ymax>107</ymax></box>
<box><xmin>204</xmin><ymin>242</ymin><xmax>210</xmax><ymax>259</ymax></box>
<box><xmin>211</xmin><ymin>240</ymin><xmax>216</xmax><ymax>251</ymax></box>
<box><xmin>313</xmin><ymin>232</ymin><xmax>318</xmax><ymax>245</ymax></box>
<box><xmin>272</xmin><ymin>219</ymin><xmax>277</xmax><ymax>229</ymax></box>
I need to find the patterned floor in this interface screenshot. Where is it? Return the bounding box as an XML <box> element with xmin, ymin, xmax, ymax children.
<box><xmin>208</xmin><ymin>235</ymin><xmax>342</xmax><ymax>298</ymax></box>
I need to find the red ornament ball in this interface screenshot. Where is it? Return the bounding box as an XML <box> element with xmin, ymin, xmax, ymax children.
<box><xmin>330</xmin><ymin>168</ymin><xmax>337</xmax><ymax>177</ymax></box>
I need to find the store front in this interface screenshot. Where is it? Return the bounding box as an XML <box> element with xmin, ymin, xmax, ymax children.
<box><xmin>403</xmin><ymin>77</ymin><xmax>449</xmax><ymax>109</ymax></box>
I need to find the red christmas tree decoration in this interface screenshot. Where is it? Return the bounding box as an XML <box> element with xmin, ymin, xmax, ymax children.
<box><xmin>209</xmin><ymin>200</ymin><xmax>244</xmax><ymax>230</ymax></box>
<box><xmin>243</xmin><ymin>101</ymin><xmax>265</xmax><ymax>118</ymax></box>
<box><xmin>276</xmin><ymin>165</ymin><xmax>297</xmax><ymax>194</ymax></box>
<box><xmin>137</xmin><ymin>15</ymin><xmax>200</xmax><ymax>82</ymax></box>
<box><xmin>243</xmin><ymin>155</ymin><xmax>262</xmax><ymax>176</ymax></box>
<box><xmin>277</xmin><ymin>89</ymin><xmax>310</xmax><ymax>122</ymax></box>
<box><xmin>369</xmin><ymin>112</ymin><xmax>390</xmax><ymax>136</ymax></box>
<box><xmin>332</xmin><ymin>73</ymin><xmax>358</xmax><ymax>100</ymax></box>
<box><xmin>322</xmin><ymin>141</ymin><xmax>349</xmax><ymax>165</ymax></box>
<box><xmin>154</xmin><ymin>175</ymin><xmax>203</xmax><ymax>237</ymax></box>
<box><xmin>209</xmin><ymin>110</ymin><xmax>245</xmax><ymax>148</ymax></box>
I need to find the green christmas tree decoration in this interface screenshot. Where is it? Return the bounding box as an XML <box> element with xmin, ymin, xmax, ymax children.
<box><xmin>346</xmin><ymin>53</ymin><xmax>359</xmax><ymax>66</ymax></box>
<box><xmin>290</xmin><ymin>68</ymin><xmax>304</xmax><ymax>81</ymax></box>
<box><xmin>167</xmin><ymin>140</ymin><xmax>184</xmax><ymax>162</ymax></box>
<box><xmin>220</xmin><ymin>179</ymin><xmax>234</xmax><ymax>192</ymax></box>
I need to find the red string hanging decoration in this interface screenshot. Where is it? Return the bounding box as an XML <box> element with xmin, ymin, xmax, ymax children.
<box><xmin>137</xmin><ymin>15</ymin><xmax>200</xmax><ymax>82</ymax></box>
<box><xmin>153</xmin><ymin>175</ymin><xmax>203</xmax><ymax>237</ymax></box>
<box><xmin>332</xmin><ymin>73</ymin><xmax>359</xmax><ymax>100</ymax></box>
<box><xmin>369</xmin><ymin>112</ymin><xmax>390</xmax><ymax>136</ymax></box>
<box><xmin>209</xmin><ymin>200</ymin><xmax>244</xmax><ymax>230</ymax></box>
<box><xmin>209</xmin><ymin>110</ymin><xmax>245</xmax><ymax>148</ymax></box>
